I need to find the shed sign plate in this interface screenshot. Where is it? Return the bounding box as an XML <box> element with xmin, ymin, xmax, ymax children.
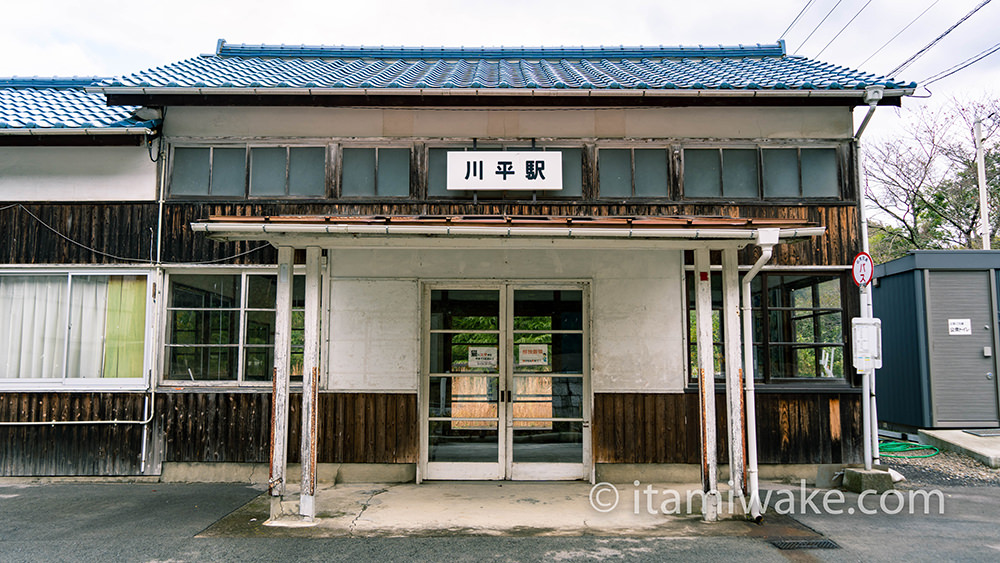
<box><xmin>948</xmin><ymin>319</ymin><xmax>972</xmax><ymax>335</ymax></box>
<box><xmin>447</xmin><ymin>151</ymin><xmax>563</xmax><ymax>190</ymax></box>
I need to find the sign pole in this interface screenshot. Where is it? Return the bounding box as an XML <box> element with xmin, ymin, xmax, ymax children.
<box><xmin>852</xmin><ymin>252</ymin><xmax>880</xmax><ymax>470</ymax></box>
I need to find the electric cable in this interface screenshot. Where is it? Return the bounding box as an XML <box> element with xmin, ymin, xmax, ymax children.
<box><xmin>920</xmin><ymin>40</ymin><xmax>1000</xmax><ymax>86</ymax></box>
<box><xmin>794</xmin><ymin>0</ymin><xmax>845</xmax><ymax>55</ymax></box>
<box><xmin>2</xmin><ymin>203</ymin><xmax>270</xmax><ymax>264</ymax></box>
<box><xmin>887</xmin><ymin>0</ymin><xmax>992</xmax><ymax>77</ymax></box>
<box><xmin>857</xmin><ymin>0</ymin><xmax>939</xmax><ymax>68</ymax></box>
<box><xmin>814</xmin><ymin>0</ymin><xmax>875</xmax><ymax>58</ymax></box>
<box><xmin>780</xmin><ymin>0</ymin><xmax>817</xmax><ymax>40</ymax></box>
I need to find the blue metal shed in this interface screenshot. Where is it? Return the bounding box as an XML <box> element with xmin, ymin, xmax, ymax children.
<box><xmin>874</xmin><ymin>250</ymin><xmax>1000</xmax><ymax>430</ymax></box>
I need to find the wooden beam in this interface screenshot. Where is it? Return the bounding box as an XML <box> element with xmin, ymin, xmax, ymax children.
<box><xmin>694</xmin><ymin>248</ymin><xmax>719</xmax><ymax>521</ymax></box>
<box><xmin>299</xmin><ymin>247</ymin><xmax>322</xmax><ymax>519</ymax></box>
<box><xmin>269</xmin><ymin>246</ymin><xmax>293</xmax><ymax>520</ymax></box>
<box><xmin>722</xmin><ymin>247</ymin><xmax>746</xmax><ymax>498</ymax></box>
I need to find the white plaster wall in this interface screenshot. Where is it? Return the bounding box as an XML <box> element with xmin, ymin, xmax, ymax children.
<box><xmin>164</xmin><ymin>106</ymin><xmax>853</xmax><ymax>140</ymax></box>
<box><xmin>0</xmin><ymin>147</ymin><xmax>155</xmax><ymax>201</ymax></box>
<box><xmin>324</xmin><ymin>248</ymin><xmax>686</xmax><ymax>393</ymax></box>
<box><xmin>328</xmin><ymin>279</ymin><xmax>420</xmax><ymax>391</ymax></box>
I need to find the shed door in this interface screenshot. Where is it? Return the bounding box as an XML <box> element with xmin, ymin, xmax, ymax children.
<box><xmin>926</xmin><ymin>271</ymin><xmax>1000</xmax><ymax>427</ymax></box>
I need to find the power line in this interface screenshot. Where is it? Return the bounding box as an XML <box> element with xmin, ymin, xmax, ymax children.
<box><xmin>857</xmin><ymin>0</ymin><xmax>939</xmax><ymax>69</ymax></box>
<box><xmin>887</xmin><ymin>0</ymin><xmax>992</xmax><ymax>77</ymax></box>
<box><xmin>780</xmin><ymin>0</ymin><xmax>817</xmax><ymax>40</ymax></box>
<box><xmin>920</xmin><ymin>40</ymin><xmax>1000</xmax><ymax>86</ymax></box>
<box><xmin>2</xmin><ymin>204</ymin><xmax>271</xmax><ymax>265</ymax></box>
<box><xmin>794</xmin><ymin>0</ymin><xmax>845</xmax><ymax>55</ymax></box>
<box><xmin>814</xmin><ymin>0</ymin><xmax>875</xmax><ymax>59</ymax></box>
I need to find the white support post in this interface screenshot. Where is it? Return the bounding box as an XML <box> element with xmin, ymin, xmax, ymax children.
<box><xmin>694</xmin><ymin>248</ymin><xmax>720</xmax><ymax>521</ymax></box>
<box><xmin>722</xmin><ymin>248</ymin><xmax>746</xmax><ymax>497</ymax></box>
<box><xmin>269</xmin><ymin>246</ymin><xmax>294</xmax><ymax>521</ymax></box>
<box><xmin>299</xmin><ymin>247</ymin><xmax>322</xmax><ymax>520</ymax></box>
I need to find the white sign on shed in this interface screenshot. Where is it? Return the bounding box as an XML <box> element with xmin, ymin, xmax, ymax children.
<box><xmin>948</xmin><ymin>318</ymin><xmax>972</xmax><ymax>335</ymax></box>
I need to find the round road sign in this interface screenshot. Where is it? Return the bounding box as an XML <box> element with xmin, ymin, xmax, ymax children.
<box><xmin>852</xmin><ymin>252</ymin><xmax>874</xmax><ymax>287</ymax></box>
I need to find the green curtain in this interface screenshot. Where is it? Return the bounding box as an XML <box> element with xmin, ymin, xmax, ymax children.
<box><xmin>102</xmin><ymin>276</ymin><xmax>147</xmax><ymax>378</ymax></box>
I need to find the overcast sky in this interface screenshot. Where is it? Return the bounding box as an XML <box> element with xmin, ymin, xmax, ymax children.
<box><xmin>2</xmin><ymin>0</ymin><xmax>998</xmax><ymax>139</ymax></box>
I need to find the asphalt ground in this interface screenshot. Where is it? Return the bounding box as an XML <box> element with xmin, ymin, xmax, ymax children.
<box><xmin>2</xmin><ymin>481</ymin><xmax>1000</xmax><ymax>562</ymax></box>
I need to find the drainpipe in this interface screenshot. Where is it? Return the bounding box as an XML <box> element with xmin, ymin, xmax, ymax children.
<box><xmin>742</xmin><ymin>228</ymin><xmax>779</xmax><ymax>522</ymax></box>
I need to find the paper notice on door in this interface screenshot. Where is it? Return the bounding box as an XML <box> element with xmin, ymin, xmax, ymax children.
<box><xmin>518</xmin><ymin>344</ymin><xmax>549</xmax><ymax>366</ymax></box>
<box><xmin>468</xmin><ymin>346</ymin><xmax>498</xmax><ymax>368</ymax></box>
<box><xmin>948</xmin><ymin>319</ymin><xmax>972</xmax><ymax>335</ymax></box>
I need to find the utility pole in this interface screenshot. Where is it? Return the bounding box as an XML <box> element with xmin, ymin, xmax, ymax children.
<box><xmin>975</xmin><ymin>117</ymin><xmax>990</xmax><ymax>249</ymax></box>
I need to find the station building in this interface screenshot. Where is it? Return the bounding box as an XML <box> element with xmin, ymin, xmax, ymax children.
<box><xmin>0</xmin><ymin>41</ymin><xmax>914</xmax><ymax>515</ymax></box>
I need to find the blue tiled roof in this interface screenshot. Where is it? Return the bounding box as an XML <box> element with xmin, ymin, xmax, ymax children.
<box><xmin>102</xmin><ymin>40</ymin><xmax>915</xmax><ymax>91</ymax></box>
<box><xmin>0</xmin><ymin>77</ymin><xmax>153</xmax><ymax>131</ymax></box>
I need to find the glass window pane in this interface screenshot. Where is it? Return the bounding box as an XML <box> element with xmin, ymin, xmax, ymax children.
<box><xmin>429</xmin><ymin>420</ymin><xmax>498</xmax><ymax>462</ymax></box>
<box><xmin>245</xmin><ymin>311</ymin><xmax>276</xmax><ymax>345</ymax></box>
<box><xmin>560</xmin><ymin>148</ymin><xmax>583</xmax><ymax>197</ymax></box>
<box><xmin>167</xmin><ymin>346</ymin><xmax>237</xmax><ymax>381</ymax></box>
<box><xmin>211</xmin><ymin>148</ymin><xmax>246</xmax><ymax>197</ymax></box>
<box><xmin>684</xmin><ymin>149</ymin><xmax>721</xmax><ymax>197</ymax></box>
<box><xmin>722</xmin><ymin>149</ymin><xmax>759</xmax><ymax>198</ymax></box>
<box><xmin>599</xmin><ymin>149</ymin><xmax>631</xmax><ymax>197</ymax></box>
<box><xmin>512</xmin><ymin>422</ymin><xmax>583</xmax><ymax>462</ymax></box>
<box><xmin>428</xmin><ymin>148</ymin><xmax>449</xmax><ymax>197</ymax></box>
<box><xmin>801</xmin><ymin>148</ymin><xmax>839</xmax><ymax>197</ymax></box>
<box><xmin>288</xmin><ymin>147</ymin><xmax>326</xmax><ymax>196</ymax></box>
<box><xmin>513</xmin><ymin>290</ymin><xmax>582</xmax><ymax>331</ymax></box>
<box><xmin>0</xmin><ymin>275</ymin><xmax>68</xmax><ymax>379</ymax></box>
<box><xmin>244</xmin><ymin>347</ymin><xmax>274</xmax><ymax>381</ymax></box>
<box><xmin>170</xmin><ymin>148</ymin><xmax>210</xmax><ymax>195</ymax></box>
<box><xmin>429</xmin><ymin>333</ymin><xmax>499</xmax><ymax>373</ymax></box>
<box><xmin>246</xmin><ymin>275</ymin><xmax>277</xmax><ymax>309</ymax></box>
<box><xmin>250</xmin><ymin>147</ymin><xmax>287</xmax><ymax>196</ymax></box>
<box><xmin>168</xmin><ymin>275</ymin><xmax>240</xmax><ymax>309</ymax></box>
<box><xmin>430</xmin><ymin>289</ymin><xmax>499</xmax><ymax>330</ymax></box>
<box><xmin>100</xmin><ymin>276</ymin><xmax>147</xmax><ymax>379</ymax></box>
<box><xmin>342</xmin><ymin>148</ymin><xmax>376</xmax><ymax>197</ymax></box>
<box><xmin>762</xmin><ymin>149</ymin><xmax>800</xmax><ymax>198</ymax></box>
<box><xmin>634</xmin><ymin>149</ymin><xmax>668</xmax><ymax>197</ymax></box>
<box><xmin>377</xmin><ymin>148</ymin><xmax>410</xmax><ymax>197</ymax></box>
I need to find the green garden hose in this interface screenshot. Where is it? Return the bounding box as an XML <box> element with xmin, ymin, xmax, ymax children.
<box><xmin>879</xmin><ymin>440</ymin><xmax>940</xmax><ymax>458</ymax></box>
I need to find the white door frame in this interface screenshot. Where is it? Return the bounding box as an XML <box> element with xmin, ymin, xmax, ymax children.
<box><xmin>419</xmin><ymin>280</ymin><xmax>591</xmax><ymax>481</ymax></box>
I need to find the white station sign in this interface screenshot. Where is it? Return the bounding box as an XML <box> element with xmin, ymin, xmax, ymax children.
<box><xmin>447</xmin><ymin>151</ymin><xmax>562</xmax><ymax>190</ymax></box>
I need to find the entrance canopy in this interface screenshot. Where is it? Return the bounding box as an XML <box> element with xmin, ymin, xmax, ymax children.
<box><xmin>191</xmin><ymin>214</ymin><xmax>825</xmax><ymax>249</ymax></box>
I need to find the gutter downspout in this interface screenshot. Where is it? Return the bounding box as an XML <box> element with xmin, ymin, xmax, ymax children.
<box><xmin>742</xmin><ymin>228</ymin><xmax>779</xmax><ymax>522</ymax></box>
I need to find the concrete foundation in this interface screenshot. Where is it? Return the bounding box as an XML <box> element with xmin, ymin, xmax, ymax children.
<box><xmin>843</xmin><ymin>468</ymin><xmax>893</xmax><ymax>493</ymax></box>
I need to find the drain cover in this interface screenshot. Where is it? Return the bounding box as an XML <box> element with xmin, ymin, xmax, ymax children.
<box><xmin>964</xmin><ymin>429</ymin><xmax>1000</xmax><ymax>437</ymax></box>
<box><xmin>769</xmin><ymin>539</ymin><xmax>840</xmax><ymax>550</ymax></box>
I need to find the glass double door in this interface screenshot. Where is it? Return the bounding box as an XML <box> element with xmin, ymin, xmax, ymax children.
<box><xmin>422</xmin><ymin>284</ymin><xmax>589</xmax><ymax>480</ymax></box>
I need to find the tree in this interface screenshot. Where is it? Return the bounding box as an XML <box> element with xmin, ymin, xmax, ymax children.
<box><xmin>864</xmin><ymin>97</ymin><xmax>1000</xmax><ymax>263</ymax></box>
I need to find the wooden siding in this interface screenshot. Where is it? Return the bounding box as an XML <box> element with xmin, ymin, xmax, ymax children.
<box><xmin>0</xmin><ymin>201</ymin><xmax>859</xmax><ymax>266</ymax></box>
<box><xmin>0</xmin><ymin>391</ymin><xmax>418</xmax><ymax>476</ymax></box>
<box><xmin>592</xmin><ymin>392</ymin><xmax>862</xmax><ymax>465</ymax></box>
<box><xmin>159</xmin><ymin>392</ymin><xmax>418</xmax><ymax>465</ymax></box>
<box><xmin>2</xmin><ymin>390</ymin><xmax>858</xmax><ymax>475</ymax></box>
<box><xmin>0</xmin><ymin>392</ymin><xmax>148</xmax><ymax>476</ymax></box>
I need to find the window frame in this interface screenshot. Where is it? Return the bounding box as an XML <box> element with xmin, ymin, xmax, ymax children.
<box><xmin>337</xmin><ymin>142</ymin><xmax>414</xmax><ymax>199</ymax></box>
<box><xmin>160</xmin><ymin>267</ymin><xmax>306</xmax><ymax>388</ymax></box>
<box><xmin>0</xmin><ymin>267</ymin><xmax>155</xmax><ymax>391</ymax></box>
<box><xmin>685</xmin><ymin>268</ymin><xmax>850</xmax><ymax>385</ymax></box>
<box><xmin>166</xmin><ymin>142</ymin><xmax>332</xmax><ymax>200</ymax></box>
<box><xmin>680</xmin><ymin>143</ymin><xmax>846</xmax><ymax>201</ymax></box>
<box><xmin>595</xmin><ymin>144</ymin><xmax>673</xmax><ymax>200</ymax></box>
